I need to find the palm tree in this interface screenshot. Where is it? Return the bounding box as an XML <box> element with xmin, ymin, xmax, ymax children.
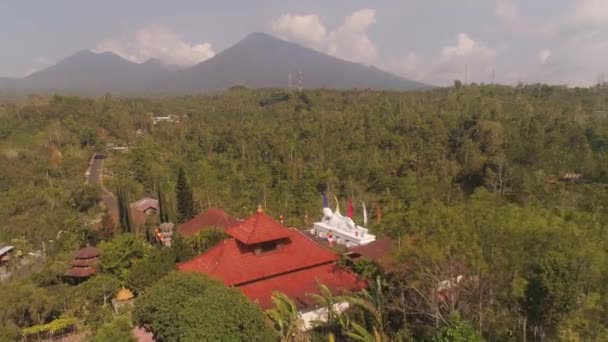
<box><xmin>342</xmin><ymin>276</ymin><xmax>389</xmax><ymax>342</ymax></box>
<box><xmin>266</xmin><ymin>292</ymin><xmax>307</xmax><ymax>342</ymax></box>
<box><xmin>306</xmin><ymin>282</ymin><xmax>350</xmax><ymax>330</ymax></box>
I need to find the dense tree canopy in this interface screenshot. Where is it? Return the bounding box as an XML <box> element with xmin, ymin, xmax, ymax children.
<box><xmin>1</xmin><ymin>85</ymin><xmax>608</xmax><ymax>340</ymax></box>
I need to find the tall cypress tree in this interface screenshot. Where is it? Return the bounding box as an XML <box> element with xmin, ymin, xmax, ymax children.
<box><xmin>157</xmin><ymin>184</ymin><xmax>169</xmax><ymax>223</ymax></box>
<box><xmin>176</xmin><ymin>168</ymin><xmax>194</xmax><ymax>223</ymax></box>
<box><xmin>117</xmin><ymin>187</ymin><xmax>132</xmax><ymax>233</ymax></box>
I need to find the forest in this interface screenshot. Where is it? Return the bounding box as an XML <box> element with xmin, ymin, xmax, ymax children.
<box><xmin>0</xmin><ymin>83</ymin><xmax>608</xmax><ymax>341</ymax></box>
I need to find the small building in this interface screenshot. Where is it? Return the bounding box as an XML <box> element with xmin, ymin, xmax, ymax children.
<box><xmin>131</xmin><ymin>197</ymin><xmax>159</xmax><ymax>215</ymax></box>
<box><xmin>178</xmin><ymin>208</ymin><xmax>241</xmax><ymax>237</ymax></box>
<box><xmin>64</xmin><ymin>246</ymin><xmax>100</xmax><ymax>283</ymax></box>
<box><xmin>178</xmin><ymin>206</ymin><xmax>366</xmax><ymax>330</ymax></box>
<box><xmin>560</xmin><ymin>172</ymin><xmax>583</xmax><ymax>182</ymax></box>
<box><xmin>112</xmin><ymin>287</ymin><xmax>135</xmax><ymax>313</ymax></box>
<box><xmin>0</xmin><ymin>245</ymin><xmax>15</xmax><ymax>282</ymax></box>
<box><xmin>311</xmin><ymin>208</ymin><xmax>376</xmax><ymax>247</ymax></box>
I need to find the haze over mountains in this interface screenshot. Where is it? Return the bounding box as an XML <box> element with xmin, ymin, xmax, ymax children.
<box><xmin>0</xmin><ymin>32</ymin><xmax>428</xmax><ymax>95</ymax></box>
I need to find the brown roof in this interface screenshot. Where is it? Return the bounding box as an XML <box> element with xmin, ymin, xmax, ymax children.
<box><xmin>75</xmin><ymin>246</ymin><xmax>100</xmax><ymax>259</ymax></box>
<box><xmin>178</xmin><ymin>208</ymin><xmax>241</xmax><ymax>237</ymax></box>
<box><xmin>71</xmin><ymin>258</ymin><xmax>98</xmax><ymax>267</ymax></box>
<box><xmin>348</xmin><ymin>237</ymin><xmax>396</xmax><ymax>269</ymax></box>
<box><xmin>64</xmin><ymin>266</ymin><xmax>96</xmax><ymax>278</ymax></box>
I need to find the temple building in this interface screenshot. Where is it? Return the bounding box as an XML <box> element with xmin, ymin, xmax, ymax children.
<box><xmin>178</xmin><ymin>207</ymin><xmax>241</xmax><ymax>237</ymax></box>
<box><xmin>64</xmin><ymin>246</ymin><xmax>100</xmax><ymax>283</ymax></box>
<box><xmin>311</xmin><ymin>207</ymin><xmax>376</xmax><ymax>247</ymax></box>
<box><xmin>178</xmin><ymin>206</ymin><xmax>366</xmax><ymax>329</ymax></box>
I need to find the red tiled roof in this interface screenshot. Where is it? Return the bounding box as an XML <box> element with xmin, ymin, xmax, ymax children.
<box><xmin>178</xmin><ymin>229</ymin><xmax>339</xmax><ymax>286</ymax></box>
<box><xmin>178</xmin><ymin>208</ymin><xmax>241</xmax><ymax>237</ymax></box>
<box><xmin>64</xmin><ymin>266</ymin><xmax>96</xmax><ymax>278</ymax></box>
<box><xmin>239</xmin><ymin>263</ymin><xmax>367</xmax><ymax>309</ymax></box>
<box><xmin>225</xmin><ymin>212</ymin><xmax>291</xmax><ymax>245</ymax></box>
<box><xmin>75</xmin><ymin>246</ymin><xmax>100</xmax><ymax>259</ymax></box>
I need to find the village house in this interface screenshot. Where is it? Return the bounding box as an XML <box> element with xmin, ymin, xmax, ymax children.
<box><xmin>178</xmin><ymin>206</ymin><xmax>366</xmax><ymax>330</ymax></box>
<box><xmin>131</xmin><ymin>197</ymin><xmax>160</xmax><ymax>215</ymax></box>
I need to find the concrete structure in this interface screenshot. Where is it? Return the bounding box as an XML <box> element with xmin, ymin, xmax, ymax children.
<box><xmin>311</xmin><ymin>208</ymin><xmax>376</xmax><ymax>247</ymax></box>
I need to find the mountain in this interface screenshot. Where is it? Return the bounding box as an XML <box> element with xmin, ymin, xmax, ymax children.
<box><xmin>11</xmin><ymin>50</ymin><xmax>181</xmax><ymax>94</ymax></box>
<box><xmin>0</xmin><ymin>33</ymin><xmax>428</xmax><ymax>94</ymax></box>
<box><xmin>174</xmin><ymin>32</ymin><xmax>427</xmax><ymax>92</ymax></box>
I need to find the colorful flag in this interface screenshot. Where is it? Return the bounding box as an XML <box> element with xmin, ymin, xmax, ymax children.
<box><xmin>333</xmin><ymin>194</ymin><xmax>341</xmax><ymax>214</ymax></box>
<box><xmin>362</xmin><ymin>202</ymin><xmax>368</xmax><ymax>226</ymax></box>
<box><xmin>322</xmin><ymin>193</ymin><xmax>329</xmax><ymax>208</ymax></box>
<box><xmin>347</xmin><ymin>199</ymin><xmax>354</xmax><ymax>218</ymax></box>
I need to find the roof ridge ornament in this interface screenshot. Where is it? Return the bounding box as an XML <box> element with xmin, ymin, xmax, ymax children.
<box><xmin>257</xmin><ymin>204</ymin><xmax>264</xmax><ymax>213</ymax></box>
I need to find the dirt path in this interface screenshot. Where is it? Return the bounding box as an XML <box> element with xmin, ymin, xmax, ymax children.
<box><xmin>87</xmin><ymin>153</ymin><xmax>118</xmax><ymax>218</ymax></box>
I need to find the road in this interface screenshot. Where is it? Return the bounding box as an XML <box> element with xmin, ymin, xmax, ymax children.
<box><xmin>87</xmin><ymin>153</ymin><xmax>118</xmax><ymax>218</ymax></box>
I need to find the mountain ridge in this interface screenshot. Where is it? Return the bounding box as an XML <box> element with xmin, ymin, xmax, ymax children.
<box><xmin>0</xmin><ymin>32</ymin><xmax>429</xmax><ymax>94</ymax></box>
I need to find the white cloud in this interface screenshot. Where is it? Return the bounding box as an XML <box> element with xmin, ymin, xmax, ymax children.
<box><xmin>270</xmin><ymin>9</ymin><xmax>378</xmax><ymax>64</ymax></box>
<box><xmin>271</xmin><ymin>13</ymin><xmax>327</xmax><ymax>50</ymax></box>
<box><xmin>95</xmin><ymin>26</ymin><xmax>215</xmax><ymax>65</ymax></box>
<box><xmin>422</xmin><ymin>33</ymin><xmax>496</xmax><ymax>85</ymax></box>
<box><xmin>495</xmin><ymin>0</ymin><xmax>517</xmax><ymax>21</ymax></box>
<box><xmin>387</xmin><ymin>53</ymin><xmax>419</xmax><ymax>78</ymax></box>
<box><xmin>538</xmin><ymin>49</ymin><xmax>551</xmax><ymax>65</ymax></box>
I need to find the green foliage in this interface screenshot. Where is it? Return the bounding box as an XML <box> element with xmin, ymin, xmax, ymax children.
<box><xmin>176</xmin><ymin>167</ymin><xmax>194</xmax><ymax>223</ymax></box>
<box><xmin>433</xmin><ymin>313</ymin><xmax>483</xmax><ymax>342</ymax></box>
<box><xmin>2</xmin><ymin>86</ymin><xmax>608</xmax><ymax>340</ymax></box>
<box><xmin>187</xmin><ymin>229</ymin><xmax>227</xmax><ymax>254</ymax></box>
<box><xmin>98</xmin><ymin>234</ymin><xmax>145</xmax><ymax>279</ymax></box>
<box><xmin>117</xmin><ymin>187</ymin><xmax>133</xmax><ymax>233</ymax></box>
<box><xmin>176</xmin><ymin>285</ymin><xmax>274</xmax><ymax>341</ymax></box>
<box><xmin>522</xmin><ymin>252</ymin><xmax>579</xmax><ymax>331</ymax></box>
<box><xmin>134</xmin><ymin>271</ymin><xmax>273</xmax><ymax>341</ymax></box>
<box><xmin>133</xmin><ymin>272</ymin><xmax>213</xmax><ymax>341</ymax></box>
<box><xmin>266</xmin><ymin>292</ymin><xmax>306</xmax><ymax>341</ymax></box>
<box><xmin>92</xmin><ymin>315</ymin><xmax>135</xmax><ymax>342</ymax></box>
<box><xmin>125</xmin><ymin>248</ymin><xmax>175</xmax><ymax>294</ymax></box>
<box><xmin>70</xmin><ymin>184</ymin><xmax>99</xmax><ymax>212</ymax></box>
<box><xmin>21</xmin><ymin>317</ymin><xmax>76</xmax><ymax>337</ymax></box>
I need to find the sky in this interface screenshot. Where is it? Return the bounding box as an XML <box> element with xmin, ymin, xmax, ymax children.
<box><xmin>1</xmin><ymin>0</ymin><xmax>607</xmax><ymax>86</ymax></box>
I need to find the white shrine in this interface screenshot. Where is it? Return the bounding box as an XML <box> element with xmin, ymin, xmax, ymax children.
<box><xmin>311</xmin><ymin>207</ymin><xmax>376</xmax><ymax>247</ymax></box>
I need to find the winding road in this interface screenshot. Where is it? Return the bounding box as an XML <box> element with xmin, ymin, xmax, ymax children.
<box><xmin>87</xmin><ymin>153</ymin><xmax>118</xmax><ymax>217</ymax></box>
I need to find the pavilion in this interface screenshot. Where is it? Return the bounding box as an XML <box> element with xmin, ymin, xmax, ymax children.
<box><xmin>178</xmin><ymin>206</ymin><xmax>366</xmax><ymax>329</ymax></box>
<box><xmin>64</xmin><ymin>245</ymin><xmax>100</xmax><ymax>283</ymax></box>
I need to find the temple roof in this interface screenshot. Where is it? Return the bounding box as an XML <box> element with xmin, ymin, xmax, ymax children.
<box><xmin>64</xmin><ymin>266</ymin><xmax>96</xmax><ymax>278</ymax></box>
<box><xmin>75</xmin><ymin>246</ymin><xmax>100</xmax><ymax>260</ymax></box>
<box><xmin>239</xmin><ymin>263</ymin><xmax>366</xmax><ymax>309</ymax></box>
<box><xmin>225</xmin><ymin>211</ymin><xmax>291</xmax><ymax>245</ymax></box>
<box><xmin>71</xmin><ymin>258</ymin><xmax>98</xmax><ymax>267</ymax></box>
<box><xmin>178</xmin><ymin>228</ymin><xmax>339</xmax><ymax>286</ymax></box>
<box><xmin>178</xmin><ymin>208</ymin><xmax>241</xmax><ymax>237</ymax></box>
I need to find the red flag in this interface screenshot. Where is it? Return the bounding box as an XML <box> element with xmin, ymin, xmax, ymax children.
<box><xmin>347</xmin><ymin>199</ymin><xmax>354</xmax><ymax>218</ymax></box>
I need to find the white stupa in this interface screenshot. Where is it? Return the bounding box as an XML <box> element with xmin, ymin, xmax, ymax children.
<box><xmin>311</xmin><ymin>207</ymin><xmax>376</xmax><ymax>247</ymax></box>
